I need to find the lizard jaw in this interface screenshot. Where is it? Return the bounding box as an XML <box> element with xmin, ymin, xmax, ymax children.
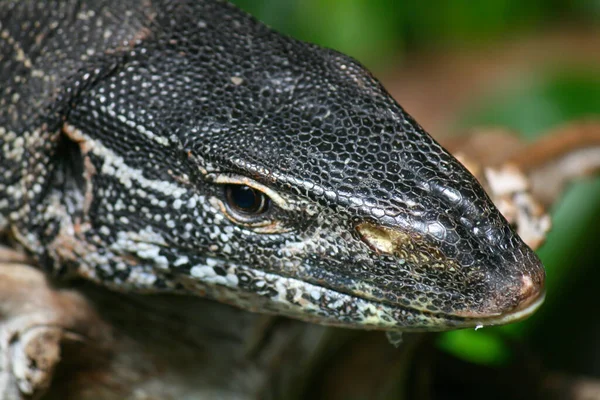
<box><xmin>165</xmin><ymin>258</ymin><xmax>545</xmax><ymax>332</ymax></box>
<box><xmin>73</xmin><ymin>250</ymin><xmax>544</xmax><ymax>332</ymax></box>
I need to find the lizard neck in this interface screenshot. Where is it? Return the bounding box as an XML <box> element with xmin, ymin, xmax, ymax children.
<box><xmin>0</xmin><ymin>0</ymin><xmax>152</xmax><ymax>259</ymax></box>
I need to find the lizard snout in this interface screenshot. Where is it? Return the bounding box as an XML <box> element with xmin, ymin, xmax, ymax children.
<box><xmin>455</xmin><ymin>247</ymin><xmax>546</xmax><ymax>323</ymax></box>
<box><xmin>355</xmin><ymin>220</ymin><xmax>546</xmax><ymax>327</ymax></box>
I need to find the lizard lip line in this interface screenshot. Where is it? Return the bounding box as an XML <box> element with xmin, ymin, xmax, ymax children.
<box><xmin>294</xmin><ymin>265</ymin><xmax>546</xmax><ymax>329</ymax></box>
<box><xmin>309</xmin><ymin>282</ymin><xmax>547</xmax><ymax>331</ymax></box>
<box><xmin>163</xmin><ymin>251</ymin><xmax>547</xmax><ymax>331</ymax></box>
<box><xmin>185</xmin><ymin>258</ymin><xmax>546</xmax><ymax>331</ymax></box>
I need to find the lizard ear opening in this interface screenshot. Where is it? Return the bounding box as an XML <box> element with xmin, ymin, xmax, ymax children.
<box><xmin>52</xmin><ymin>131</ymin><xmax>87</xmax><ymax>197</ymax></box>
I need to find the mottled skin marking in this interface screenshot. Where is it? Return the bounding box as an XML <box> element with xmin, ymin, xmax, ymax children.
<box><xmin>0</xmin><ymin>0</ymin><xmax>545</xmax><ymax>331</ymax></box>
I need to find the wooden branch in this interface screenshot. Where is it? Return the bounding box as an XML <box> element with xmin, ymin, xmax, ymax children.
<box><xmin>510</xmin><ymin>121</ymin><xmax>600</xmax><ymax>207</ymax></box>
<box><xmin>0</xmin><ymin>247</ymin><xmax>333</xmax><ymax>399</ymax></box>
<box><xmin>443</xmin><ymin>120</ymin><xmax>600</xmax><ymax>250</ymax></box>
<box><xmin>0</xmin><ymin>252</ymin><xmax>111</xmax><ymax>400</ymax></box>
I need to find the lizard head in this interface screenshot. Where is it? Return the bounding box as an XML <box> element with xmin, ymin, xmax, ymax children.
<box><xmin>57</xmin><ymin>0</ymin><xmax>545</xmax><ymax>331</ymax></box>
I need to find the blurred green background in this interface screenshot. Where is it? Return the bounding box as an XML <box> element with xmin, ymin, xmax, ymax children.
<box><xmin>231</xmin><ymin>0</ymin><xmax>600</xmax><ymax>71</ymax></box>
<box><xmin>230</xmin><ymin>0</ymin><xmax>600</xmax><ymax>378</ymax></box>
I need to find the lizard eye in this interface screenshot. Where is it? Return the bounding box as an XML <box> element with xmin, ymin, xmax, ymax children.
<box><xmin>224</xmin><ymin>184</ymin><xmax>271</xmax><ymax>219</ymax></box>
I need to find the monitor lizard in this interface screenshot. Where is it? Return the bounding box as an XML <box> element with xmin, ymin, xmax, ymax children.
<box><xmin>0</xmin><ymin>0</ymin><xmax>545</xmax><ymax>332</ymax></box>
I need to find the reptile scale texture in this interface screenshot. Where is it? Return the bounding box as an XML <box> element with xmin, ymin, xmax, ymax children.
<box><xmin>0</xmin><ymin>0</ymin><xmax>545</xmax><ymax>331</ymax></box>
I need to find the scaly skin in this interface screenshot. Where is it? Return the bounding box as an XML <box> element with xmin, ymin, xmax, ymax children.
<box><xmin>0</xmin><ymin>0</ymin><xmax>545</xmax><ymax>331</ymax></box>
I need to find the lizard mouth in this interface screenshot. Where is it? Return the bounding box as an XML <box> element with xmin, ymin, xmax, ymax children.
<box><xmin>176</xmin><ymin>258</ymin><xmax>545</xmax><ymax>332</ymax></box>
<box><xmin>293</xmin><ymin>272</ymin><xmax>546</xmax><ymax>331</ymax></box>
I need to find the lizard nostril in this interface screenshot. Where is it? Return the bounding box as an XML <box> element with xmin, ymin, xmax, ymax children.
<box><xmin>510</xmin><ymin>268</ymin><xmax>546</xmax><ymax>314</ymax></box>
<box><xmin>520</xmin><ymin>275</ymin><xmax>536</xmax><ymax>299</ymax></box>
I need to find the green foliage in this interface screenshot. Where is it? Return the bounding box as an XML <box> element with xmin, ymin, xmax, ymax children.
<box><xmin>436</xmin><ymin>329</ymin><xmax>512</xmax><ymax>366</ymax></box>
